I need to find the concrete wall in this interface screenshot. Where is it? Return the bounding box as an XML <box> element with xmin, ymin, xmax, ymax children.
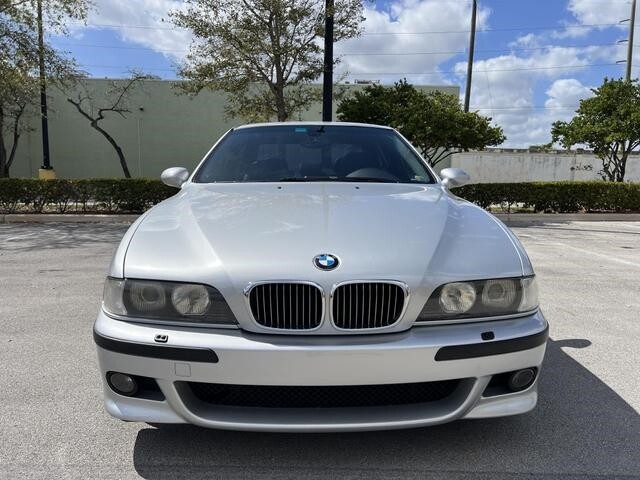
<box><xmin>451</xmin><ymin>150</ymin><xmax>640</xmax><ymax>183</ymax></box>
<box><xmin>6</xmin><ymin>79</ymin><xmax>459</xmax><ymax>179</ymax></box>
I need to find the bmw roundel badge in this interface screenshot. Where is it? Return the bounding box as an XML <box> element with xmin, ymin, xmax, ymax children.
<box><xmin>313</xmin><ymin>254</ymin><xmax>339</xmax><ymax>271</ymax></box>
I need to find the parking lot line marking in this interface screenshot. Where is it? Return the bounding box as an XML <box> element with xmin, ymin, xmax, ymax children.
<box><xmin>551</xmin><ymin>241</ymin><xmax>640</xmax><ymax>268</ymax></box>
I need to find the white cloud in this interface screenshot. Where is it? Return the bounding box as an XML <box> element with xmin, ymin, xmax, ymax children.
<box><xmin>83</xmin><ymin>0</ymin><xmax>490</xmax><ymax>85</ymax></box>
<box><xmin>545</xmin><ymin>78</ymin><xmax>593</xmax><ymax>109</ymax></box>
<box><xmin>554</xmin><ymin>0</ymin><xmax>631</xmax><ymax>39</ymax></box>
<box><xmin>488</xmin><ymin>77</ymin><xmax>594</xmax><ymax>148</ymax></box>
<box><xmin>335</xmin><ymin>0</ymin><xmax>490</xmax><ymax>85</ymax></box>
<box><xmin>509</xmin><ymin>33</ymin><xmax>540</xmax><ymax>49</ymax></box>
<box><xmin>83</xmin><ymin>0</ymin><xmax>191</xmax><ymax>61</ymax></box>
<box><xmin>453</xmin><ymin>47</ymin><xmax>602</xmax><ymax>146</ymax></box>
<box><xmin>334</xmin><ymin>1</ymin><xmax>617</xmax><ymax>146</ymax></box>
<box><xmin>69</xmin><ymin>0</ymin><xmax>622</xmax><ymax>147</ymax></box>
<box><xmin>567</xmin><ymin>0</ymin><xmax>631</xmax><ymax>27</ymax></box>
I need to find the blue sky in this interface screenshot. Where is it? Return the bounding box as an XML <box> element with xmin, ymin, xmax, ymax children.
<box><xmin>50</xmin><ymin>0</ymin><xmax>638</xmax><ymax>146</ymax></box>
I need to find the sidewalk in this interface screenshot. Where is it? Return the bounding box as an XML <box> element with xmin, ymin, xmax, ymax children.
<box><xmin>493</xmin><ymin>212</ymin><xmax>640</xmax><ymax>226</ymax></box>
<box><xmin>0</xmin><ymin>214</ymin><xmax>140</xmax><ymax>224</ymax></box>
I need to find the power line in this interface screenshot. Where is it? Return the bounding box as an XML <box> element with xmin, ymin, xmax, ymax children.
<box><xmin>80</xmin><ymin>22</ymin><xmax>181</xmax><ymax>31</ymax></box>
<box><xmin>80</xmin><ymin>64</ymin><xmax>177</xmax><ymax>72</ymax></box>
<box><xmin>68</xmin><ymin>1</ymin><xmax>630</xmax><ymax>35</ymax></box>
<box><xmin>471</xmin><ymin>106</ymin><xmax>579</xmax><ymax>111</ymax></box>
<box><xmin>361</xmin><ymin>23</ymin><xmax>624</xmax><ymax>35</ymax></box>
<box><xmin>54</xmin><ymin>41</ymin><xmax>622</xmax><ymax>57</ymax></box>
<box><xmin>75</xmin><ymin>21</ymin><xmax>624</xmax><ymax>35</ymax></box>
<box><xmin>342</xmin><ymin>42</ymin><xmax>620</xmax><ymax>55</ymax></box>
<box><xmin>78</xmin><ymin>62</ymin><xmax>621</xmax><ymax>75</ymax></box>
<box><xmin>57</xmin><ymin>42</ymin><xmax>186</xmax><ymax>53</ymax></box>
<box><xmin>343</xmin><ymin>63</ymin><xmax>620</xmax><ymax>75</ymax></box>
<box><xmin>63</xmin><ymin>71</ymin><xmax>593</xmax><ymax>110</ymax></box>
<box><xmin>474</xmin><ymin>0</ymin><xmax>630</xmax><ymax>2</ymax></box>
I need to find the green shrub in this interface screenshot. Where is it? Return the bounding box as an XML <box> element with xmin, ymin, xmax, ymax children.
<box><xmin>46</xmin><ymin>179</ymin><xmax>76</xmax><ymax>213</ymax></box>
<box><xmin>453</xmin><ymin>181</ymin><xmax>640</xmax><ymax>213</ymax></box>
<box><xmin>0</xmin><ymin>178</ymin><xmax>177</xmax><ymax>214</ymax></box>
<box><xmin>0</xmin><ymin>179</ymin><xmax>638</xmax><ymax>214</ymax></box>
<box><xmin>0</xmin><ymin>179</ymin><xmax>28</xmax><ymax>213</ymax></box>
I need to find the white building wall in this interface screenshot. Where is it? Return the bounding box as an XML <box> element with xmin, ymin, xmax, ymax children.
<box><xmin>450</xmin><ymin>151</ymin><xmax>640</xmax><ymax>183</ymax></box>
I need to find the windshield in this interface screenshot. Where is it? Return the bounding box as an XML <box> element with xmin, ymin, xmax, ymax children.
<box><xmin>193</xmin><ymin>125</ymin><xmax>436</xmax><ymax>184</ymax></box>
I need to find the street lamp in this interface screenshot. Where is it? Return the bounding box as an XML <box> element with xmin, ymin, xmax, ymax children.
<box><xmin>322</xmin><ymin>0</ymin><xmax>334</xmax><ymax>122</ymax></box>
<box><xmin>37</xmin><ymin>0</ymin><xmax>55</xmax><ymax>179</ymax></box>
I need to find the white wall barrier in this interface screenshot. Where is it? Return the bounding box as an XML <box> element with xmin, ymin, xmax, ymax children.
<box><xmin>450</xmin><ymin>150</ymin><xmax>640</xmax><ymax>183</ymax></box>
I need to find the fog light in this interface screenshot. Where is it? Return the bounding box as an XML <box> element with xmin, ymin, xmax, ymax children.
<box><xmin>507</xmin><ymin>368</ymin><xmax>536</xmax><ymax>391</ymax></box>
<box><xmin>107</xmin><ymin>372</ymin><xmax>138</xmax><ymax>396</ymax></box>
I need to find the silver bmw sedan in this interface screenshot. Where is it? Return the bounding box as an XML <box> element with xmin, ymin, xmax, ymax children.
<box><xmin>94</xmin><ymin>122</ymin><xmax>548</xmax><ymax>432</ymax></box>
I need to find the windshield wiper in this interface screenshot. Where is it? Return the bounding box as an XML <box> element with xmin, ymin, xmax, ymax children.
<box><xmin>279</xmin><ymin>176</ymin><xmax>398</xmax><ymax>183</ymax></box>
<box><xmin>279</xmin><ymin>176</ymin><xmax>338</xmax><ymax>182</ymax></box>
<box><xmin>342</xmin><ymin>176</ymin><xmax>399</xmax><ymax>183</ymax></box>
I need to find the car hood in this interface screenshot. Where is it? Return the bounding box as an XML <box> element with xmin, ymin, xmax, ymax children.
<box><xmin>123</xmin><ymin>183</ymin><xmax>527</xmax><ymax>290</ymax></box>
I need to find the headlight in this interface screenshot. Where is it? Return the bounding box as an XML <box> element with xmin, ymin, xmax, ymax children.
<box><xmin>440</xmin><ymin>282</ymin><xmax>476</xmax><ymax>313</ymax></box>
<box><xmin>171</xmin><ymin>284</ymin><xmax>210</xmax><ymax>315</ymax></box>
<box><xmin>518</xmin><ymin>276</ymin><xmax>539</xmax><ymax>312</ymax></box>
<box><xmin>417</xmin><ymin>276</ymin><xmax>538</xmax><ymax>322</ymax></box>
<box><xmin>129</xmin><ymin>281</ymin><xmax>167</xmax><ymax>312</ymax></box>
<box><xmin>102</xmin><ymin>277</ymin><xmax>237</xmax><ymax>325</ymax></box>
<box><xmin>481</xmin><ymin>279</ymin><xmax>517</xmax><ymax>309</ymax></box>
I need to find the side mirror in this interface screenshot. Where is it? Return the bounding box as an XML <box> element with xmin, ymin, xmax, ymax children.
<box><xmin>161</xmin><ymin>167</ymin><xmax>190</xmax><ymax>188</ymax></box>
<box><xmin>440</xmin><ymin>168</ymin><xmax>470</xmax><ymax>188</ymax></box>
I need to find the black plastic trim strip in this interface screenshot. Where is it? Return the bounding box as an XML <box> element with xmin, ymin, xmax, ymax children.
<box><xmin>435</xmin><ymin>324</ymin><xmax>549</xmax><ymax>361</ymax></box>
<box><xmin>93</xmin><ymin>331</ymin><xmax>219</xmax><ymax>363</ymax></box>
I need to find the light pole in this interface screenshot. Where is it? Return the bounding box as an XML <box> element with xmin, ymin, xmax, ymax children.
<box><xmin>37</xmin><ymin>0</ymin><xmax>55</xmax><ymax>179</ymax></box>
<box><xmin>464</xmin><ymin>0</ymin><xmax>477</xmax><ymax>112</ymax></box>
<box><xmin>322</xmin><ymin>0</ymin><xmax>334</xmax><ymax>122</ymax></box>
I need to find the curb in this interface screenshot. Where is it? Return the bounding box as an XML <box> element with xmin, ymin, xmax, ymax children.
<box><xmin>0</xmin><ymin>214</ymin><xmax>140</xmax><ymax>224</ymax></box>
<box><xmin>493</xmin><ymin>213</ymin><xmax>640</xmax><ymax>226</ymax></box>
<box><xmin>2</xmin><ymin>212</ymin><xmax>640</xmax><ymax>225</ymax></box>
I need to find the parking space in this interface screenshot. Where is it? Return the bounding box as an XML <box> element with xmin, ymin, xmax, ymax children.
<box><xmin>0</xmin><ymin>221</ymin><xmax>638</xmax><ymax>479</ymax></box>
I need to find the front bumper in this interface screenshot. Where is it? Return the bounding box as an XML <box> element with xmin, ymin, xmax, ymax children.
<box><xmin>94</xmin><ymin>309</ymin><xmax>548</xmax><ymax>432</ymax></box>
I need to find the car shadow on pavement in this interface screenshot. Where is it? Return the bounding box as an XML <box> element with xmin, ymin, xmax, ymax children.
<box><xmin>132</xmin><ymin>339</ymin><xmax>640</xmax><ymax>480</ymax></box>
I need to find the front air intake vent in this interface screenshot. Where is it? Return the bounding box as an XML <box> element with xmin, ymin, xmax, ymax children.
<box><xmin>186</xmin><ymin>379</ymin><xmax>461</xmax><ymax>408</ymax></box>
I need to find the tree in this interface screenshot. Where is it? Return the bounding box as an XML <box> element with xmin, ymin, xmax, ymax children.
<box><xmin>67</xmin><ymin>73</ymin><xmax>153</xmax><ymax>178</ymax></box>
<box><xmin>552</xmin><ymin>78</ymin><xmax>640</xmax><ymax>182</ymax></box>
<box><xmin>171</xmin><ymin>0</ymin><xmax>365</xmax><ymax>122</ymax></box>
<box><xmin>337</xmin><ymin>80</ymin><xmax>506</xmax><ymax>167</ymax></box>
<box><xmin>0</xmin><ymin>18</ymin><xmax>37</xmax><ymax>177</ymax></box>
<box><xmin>0</xmin><ymin>15</ymin><xmax>80</xmax><ymax>177</ymax></box>
<box><xmin>1</xmin><ymin>0</ymin><xmax>89</xmax><ymax>33</ymax></box>
<box><xmin>0</xmin><ymin>64</ymin><xmax>37</xmax><ymax>177</ymax></box>
<box><xmin>0</xmin><ymin>0</ymin><xmax>88</xmax><ymax>177</ymax></box>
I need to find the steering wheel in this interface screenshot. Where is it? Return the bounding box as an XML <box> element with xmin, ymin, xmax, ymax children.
<box><xmin>346</xmin><ymin>168</ymin><xmax>399</xmax><ymax>182</ymax></box>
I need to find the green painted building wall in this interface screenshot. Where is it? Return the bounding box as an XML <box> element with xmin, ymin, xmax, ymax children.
<box><xmin>6</xmin><ymin>79</ymin><xmax>459</xmax><ymax>179</ymax></box>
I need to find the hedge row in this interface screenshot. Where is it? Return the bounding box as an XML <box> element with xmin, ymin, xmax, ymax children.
<box><xmin>453</xmin><ymin>181</ymin><xmax>640</xmax><ymax>213</ymax></box>
<box><xmin>0</xmin><ymin>179</ymin><xmax>177</xmax><ymax>214</ymax></box>
<box><xmin>0</xmin><ymin>179</ymin><xmax>639</xmax><ymax>214</ymax></box>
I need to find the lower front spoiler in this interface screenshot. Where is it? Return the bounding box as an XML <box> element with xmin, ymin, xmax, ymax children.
<box><xmin>95</xmin><ymin>311</ymin><xmax>547</xmax><ymax>432</ymax></box>
<box><xmin>102</xmin><ymin>376</ymin><xmax>539</xmax><ymax>432</ymax></box>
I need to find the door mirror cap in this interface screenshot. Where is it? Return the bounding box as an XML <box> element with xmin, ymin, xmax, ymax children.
<box><xmin>440</xmin><ymin>168</ymin><xmax>470</xmax><ymax>188</ymax></box>
<box><xmin>161</xmin><ymin>167</ymin><xmax>190</xmax><ymax>188</ymax></box>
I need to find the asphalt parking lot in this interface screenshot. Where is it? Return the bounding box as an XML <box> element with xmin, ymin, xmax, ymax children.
<box><xmin>0</xmin><ymin>220</ymin><xmax>639</xmax><ymax>479</ymax></box>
